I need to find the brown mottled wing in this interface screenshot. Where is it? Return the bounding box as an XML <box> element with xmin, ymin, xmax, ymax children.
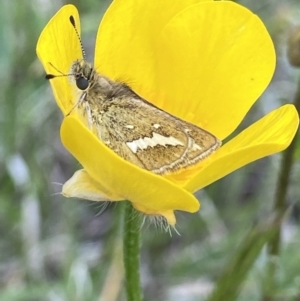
<box><xmin>96</xmin><ymin>96</ymin><xmax>220</xmax><ymax>174</ymax></box>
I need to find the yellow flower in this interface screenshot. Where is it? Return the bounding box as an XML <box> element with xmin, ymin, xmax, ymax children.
<box><xmin>37</xmin><ymin>0</ymin><xmax>299</xmax><ymax>226</ymax></box>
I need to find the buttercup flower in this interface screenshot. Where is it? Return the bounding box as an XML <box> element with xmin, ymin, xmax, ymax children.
<box><xmin>37</xmin><ymin>0</ymin><xmax>299</xmax><ymax>226</ymax></box>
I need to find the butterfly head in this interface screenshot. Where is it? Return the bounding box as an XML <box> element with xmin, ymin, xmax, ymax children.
<box><xmin>70</xmin><ymin>59</ymin><xmax>94</xmax><ymax>91</ymax></box>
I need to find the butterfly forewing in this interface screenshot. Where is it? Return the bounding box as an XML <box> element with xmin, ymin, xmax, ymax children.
<box><xmin>71</xmin><ymin>60</ymin><xmax>221</xmax><ymax>175</ymax></box>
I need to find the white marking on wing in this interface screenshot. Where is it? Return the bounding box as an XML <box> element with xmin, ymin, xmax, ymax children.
<box><xmin>126</xmin><ymin>133</ymin><xmax>184</xmax><ymax>153</ymax></box>
<box><xmin>153</xmin><ymin>123</ymin><xmax>160</xmax><ymax>129</ymax></box>
<box><xmin>125</xmin><ymin>125</ymin><xmax>134</xmax><ymax>129</ymax></box>
<box><xmin>192</xmin><ymin>142</ymin><xmax>202</xmax><ymax>150</ymax></box>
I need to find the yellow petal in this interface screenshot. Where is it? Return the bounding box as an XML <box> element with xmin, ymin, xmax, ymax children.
<box><xmin>63</xmin><ymin>169</ymin><xmax>123</xmax><ymax>201</ymax></box>
<box><xmin>60</xmin><ymin>116</ymin><xmax>200</xmax><ymax>218</ymax></box>
<box><xmin>94</xmin><ymin>0</ymin><xmax>212</xmax><ymax>100</ymax></box>
<box><xmin>182</xmin><ymin>105</ymin><xmax>299</xmax><ymax>193</ymax></box>
<box><xmin>36</xmin><ymin>5</ymin><xmax>82</xmax><ymax>114</ymax></box>
<box><xmin>63</xmin><ymin>169</ymin><xmax>177</xmax><ymax>225</ymax></box>
<box><xmin>132</xmin><ymin>203</ymin><xmax>177</xmax><ymax>226</ymax></box>
<box><xmin>155</xmin><ymin>1</ymin><xmax>276</xmax><ymax>139</ymax></box>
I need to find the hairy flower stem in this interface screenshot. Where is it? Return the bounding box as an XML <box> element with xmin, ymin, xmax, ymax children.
<box><xmin>123</xmin><ymin>201</ymin><xmax>143</xmax><ymax>301</ymax></box>
<box><xmin>264</xmin><ymin>78</ymin><xmax>300</xmax><ymax>300</ymax></box>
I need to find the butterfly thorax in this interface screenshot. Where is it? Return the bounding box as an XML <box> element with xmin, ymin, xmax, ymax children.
<box><xmin>71</xmin><ymin>60</ymin><xmax>137</xmax><ymax>107</ymax></box>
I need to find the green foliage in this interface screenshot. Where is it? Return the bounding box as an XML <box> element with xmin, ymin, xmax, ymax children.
<box><xmin>0</xmin><ymin>0</ymin><xmax>299</xmax><ymax>300</ymax></box>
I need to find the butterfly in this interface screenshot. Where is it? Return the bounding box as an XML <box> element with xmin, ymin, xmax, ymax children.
<box><xmin>42</xmin><ymin>8</ymin><xmax>221</xmax><ymax>175</ymax></box>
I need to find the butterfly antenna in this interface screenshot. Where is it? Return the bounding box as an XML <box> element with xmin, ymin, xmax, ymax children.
<box><xmin>45</xmin><ymin>63</ymin><xmax>63</xmax><ymax>79</ymax></box>
<box><xmin>69</xmin><ymin>15</ymin><xmax>86</xmax><ymax>60</ymax></box>
<box><xmin>45</xmin><ymin>63</ymin><xmax>73</xmax><ymax>80</ymax></box>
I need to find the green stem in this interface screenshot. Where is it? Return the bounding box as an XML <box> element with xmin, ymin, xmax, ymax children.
<box><xmin>207</xmin><ymin>220</ymin><xmax>278</xmax><ymax>301</ymax></box>
<box><xmin>123</xmin><ymin>201</ymin><xmax>143</xmax><ymax>301</ymax></box>
<box><xmin>264</xmin><ymin>78</ymin><xmax>300</xmax><ymax>300</ymax></box>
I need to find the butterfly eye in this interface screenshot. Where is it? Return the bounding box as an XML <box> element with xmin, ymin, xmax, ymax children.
<box><xmin>76</xmin><ymin>76</ymin><xmax>89</xmax><ymax>90</ymax></box>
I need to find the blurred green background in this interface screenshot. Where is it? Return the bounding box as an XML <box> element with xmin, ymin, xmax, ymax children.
<box><xmin>0</xmin><ymin>0</ymin><xmax>299</xmax><ymax>300</ymax></box>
